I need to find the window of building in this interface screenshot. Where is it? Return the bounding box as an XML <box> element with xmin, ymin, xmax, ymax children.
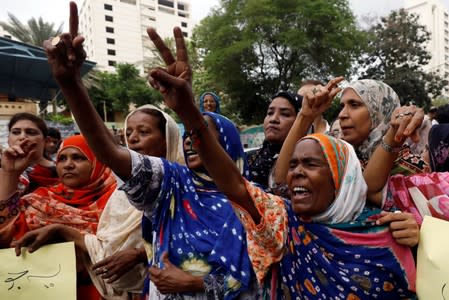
<box><xmin>446</xmin><ymin>38</ymin><xmax>449</xmax><ymax>44</ymax></box>
<box><xmin>181</xmin><ymin>21</ymin><xmax>187</xmax><ymax>28</ymax></box>
<box><xmin>107</xmin><ymin>38</ymin><xmax>115</xmax><ymax>44</ymax></box>
<box><xmin>178</xmin><ymin>12</ymin><xmax>185</xmax><ymax>17</ymax></box>
<box><xmin>105</xmin><ymin>15</ymin><xmax>113</xmax><ymax>22</ymax></box>
<box><xmin>106</xmin><ymin>26</ymin><xmax>114</xmax><ymax>33</ymax></box>
<box><xmin>104</xmin><ymin>3</ymin><xmax>113</xmax><ymax>10</ymax></box>
<box><xmin>120</xmin><ymin>0</ymin><xmax>136</xmax><ymax>4</ymax></box>
<box><xmin>149</xmin><ymin>16</ymin><xmax>156</xmax><ymax>21</ymax></box>
<box><xmin>178</xmin><ymin>3</ymin><xmax>185</xmax><ymax>10</ymax></box>
<box><xmin>182</xmin><ymin>31</ymin><xmax>188</xmax><ymax>38</ymax></box>
<box><xmin>107</xmin><ymin>49</ymin><xmax>116</xmax><ymax>55</ymax></box>
<box><xmin>4</xmin><ymin>35</ymin><xmax>11</xmax><ymax>39</ymax></box>
<box><xmin>158</xmin><ymin>0</ymin><xmax>174</xmax><ymax>8</ymax></box>
<box><xmin>446</xmin><ymin>21</ymin><xmax>449</xmax><ymax>28</ymax></box>
<box><xmin>108</xmin><ymin>60</ymin><xmax>116</xmax><ymax>66</ymax></box>
<box><xmin>445</xmin><ymin>12</ymin><xmax>449</xmax><ymax>19</ymax></box>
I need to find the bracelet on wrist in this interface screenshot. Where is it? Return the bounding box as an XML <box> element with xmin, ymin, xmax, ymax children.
<box><xmin>380</xmin><ymin>137</ymin><xmax>402</xmax><ymax>153</ymax></box>
<box><xmin>187</xmin><ymin>120</ymin><xmax>208</xmax><ymax>147</ymax></box>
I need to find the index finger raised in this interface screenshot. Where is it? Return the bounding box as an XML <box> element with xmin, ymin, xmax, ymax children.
<box><xmin>324</xmin><ymin>76</ymin><xmax>345</xmax><ymax>92</ymax></box>
<box><xmin>69</xmin><ymin>1</ymin><xmax>79</xmax><ymax>38</ymax></box>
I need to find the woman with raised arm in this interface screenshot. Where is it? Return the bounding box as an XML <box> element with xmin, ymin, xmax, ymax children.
<box><xmin>35</xmin><ymin>3</ymin><xmax>257</xmax><ymax>299</ymax></box>
<box><xmin>272</xmin><ymin>81</ymin><xmax>423</xmax><ymax>248</ymax></box>
<box><xmin>384</xmin><ymin>124</ymin><xmax>449</xmax><ymax>225</ymax></box>
<box><xmin>139</xmin><ymin>29</ymin><xmax>416</xmax><ymax>298</ymax></box>
<box><xmin>15</xmin><ymin>105</ymin><xmax>185</xmax><ymax>300</ymax></box>
<box><xmin>6</xmin><ymin>113</ymin><xmax>59</xmax><ymax>194</ymax></box>
<box><xmin>0</xmin><ymin>134</ymin><xmax>117</xmax><ymax>298</ymax></box>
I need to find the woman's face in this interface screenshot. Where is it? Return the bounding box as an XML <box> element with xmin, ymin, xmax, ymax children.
<box><xmin>126</xmin><ymin>111</ymin><xmax>167</xmax><ymax>157</ymax></box>
<box><xmin>8</xmin><ymin>119</ymin><xmax>45</xmax><ymax>159</ymax></box>
<box><xmin>287</xmin><ymin>139</ymin><xmax>335</xmax><ymax>216</ymax></box>
<box><xmin>338</xmin><ymin>88</ymin><xmax>372</xmax><ymax>147</ymax></box>
<box><xmin>56</xmin><ymin>147</ymin><xmax>93</xmax><ymax>188</ymax></box>
<box><xmin>183</xmin><ymin>116</ymin><xmax>219</xmax><ymax>170</ymax></box>
<box><xmin>263</xmin><ymin>97</ymin><xmax>297</xmax><ymax>145</ymax></box>
<box><xmin>203</xmin><ymin>94</ymin><xmax>217</xmax><ymax>113</ymax></box>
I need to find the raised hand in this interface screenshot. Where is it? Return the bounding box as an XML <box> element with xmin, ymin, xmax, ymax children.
<box><xmin>300</xmin><ymin>77</ymin><xmax>345</xmax><ymax>120</ymax></box>
<box><xmin>43</xmin><ymin>1</ymin><xmax>86</xmax><ymax>85</ymax></box>
<box><xmin>92</xmin><ymin>248</ymin><xmax>146</xmax><ymax>283</ymax></box>
<box><xmin>147</xmin><ymin>27</ymin><xmax>194</xmax><ymax>114</ymax></box>
<box><xmin>389</xmin><ymin>105</ymin><xmax>424</xmax><ymax>144</ymax></box>
<box><xmin>1</xmin><ymin>139</ymin><xmax>39</xmax><ymax>174</ymax></box>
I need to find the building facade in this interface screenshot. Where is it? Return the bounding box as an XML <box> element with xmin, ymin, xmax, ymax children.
<box><xmin>79</xmin><ymin>0</ymin><xmax>192</xmax><ymax>73</ymax></box>
<box><xmin>405</xmin><ymin>0</ymin><xmax>449</xmax><ymax>95</ymax></box>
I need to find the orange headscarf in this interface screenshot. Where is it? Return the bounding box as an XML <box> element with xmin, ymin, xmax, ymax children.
<box><xmin>19</xmin><ymin>135</ymin><xmax>117</xmax><ymax>235</ymax></box>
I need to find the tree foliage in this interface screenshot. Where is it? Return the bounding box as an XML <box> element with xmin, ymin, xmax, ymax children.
<box><xmin>0</xmin><ymin>13</ymin><xmax>63</xmax><ymax>46</ymax></box>
<box><xmin>85</xmin><ymin>63</ymin><xmax>162</xmax><ymax>120</ymax></box>
<box><xmin>357</xmin><ymin>9</ymin><xmax>448</xmax><ymax>109</ymax></box>
<box><xmin>192</xmin><ymin>0</ymin><xmax>365</xmax><ymax>123</ymax></box>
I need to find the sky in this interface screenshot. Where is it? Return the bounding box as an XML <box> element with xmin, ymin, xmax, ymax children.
<box><xmin>1</xmin><ymin>0</ymin><xmax>449</xmax><ymax>30</ymax></box>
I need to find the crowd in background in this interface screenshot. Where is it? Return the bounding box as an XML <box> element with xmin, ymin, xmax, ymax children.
<box><xmin>2</xmin><ymin>2</ymin><xmax>449</xmax><ymax>300</ymax></box>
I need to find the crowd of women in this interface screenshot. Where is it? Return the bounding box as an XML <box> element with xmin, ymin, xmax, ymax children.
<box><xmin>1</xmin><ymin>2</ymin><xmax>449</xmax><ymax>299</ymax></box>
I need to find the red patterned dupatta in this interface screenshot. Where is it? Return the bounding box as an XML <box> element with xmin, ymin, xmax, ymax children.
<box><xmin>20</xmin><ymin>135</ymin><xmax>117</xmax><ymax>235</ymax></box>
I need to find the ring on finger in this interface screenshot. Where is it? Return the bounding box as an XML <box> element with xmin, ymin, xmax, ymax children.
<box><xmin>51</xmin><ymin>36</ymin><xmax>62</xmax><ymax>46</ymax></box>
<box><xmin>103</xmin><ymin>267</ymin><xmax>108</xmax><ymax>273</ymax></box>
<box><xmin>395</xmin><ymin>113</ymin><xmax>405</xmax><ymax>119</ymax></box>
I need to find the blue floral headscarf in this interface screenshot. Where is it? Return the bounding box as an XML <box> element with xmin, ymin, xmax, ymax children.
<box><xmin>199</xmin><ymin>92</ymin><xmax>221</xmax><ymax>114</ymax></box>
<box><xmin>146</xmin><ymin>112</ymin><xmax>253</xmax><ymax>299</ymax></box>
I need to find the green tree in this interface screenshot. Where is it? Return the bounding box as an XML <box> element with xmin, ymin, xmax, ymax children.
<box><xmin>357</xmin><ymin>9</ymin><xmax>447</xmax><ymax>109</ymax></box>
<box><xmin>0</xmin><ymin>13</ymin><xmax>63</xmax><ymax>46</ymax></box>
<box><xmin>86</xmin><ymin>63</ymin><xmax>162</xmax><ymax>120</ymax></box>
<box><xmin>192</xmin><ymin>0</ymin><xmax>365</xmax><ymax>123</ymax></box>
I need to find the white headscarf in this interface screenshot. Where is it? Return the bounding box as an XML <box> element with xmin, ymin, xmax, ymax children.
<box><xmin>342</xmin><ymin>79</ymin><xmax>400</xmax><ymax>161</ymax></box>
<box><xmin>84</xmin><ymin>105</ymin><xmax>184</xmax><ymax>299</ymax></box>
<box><xmin>124</xmin><ymin>104</ymin><xmax>184</xmax><ymax>164</ymax></box>
<box><xmin>302</xmin><ymin>134</ymin><xmax>367</xmax><ymax>224</ymax></box>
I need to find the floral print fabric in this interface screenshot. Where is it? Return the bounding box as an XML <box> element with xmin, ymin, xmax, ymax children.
<box><xmin>120</xmin><ymin>112</ymin><xmax>255</xmax><ymax>299</ymax></box>
<box><xmin>344</xmin><ymin>79</ymin><xmax>400</xmax><ymax>162</ymax></box>
<box><xmin>428</xmin><ymin>124</ymin><xmax>449</xmax><ymax>172</ymax></box>
<box><xmin>234</xmin><ymin>183</ymin><xmax>417</xmax><ymax>299</ymax></box>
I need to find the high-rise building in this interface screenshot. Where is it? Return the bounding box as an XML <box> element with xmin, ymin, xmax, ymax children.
<box><xmin>79</xmin><ymin>0</ymin><xmax>192</xmax><ymax>73</ymax></box>
<box><xmin>405</xmin><ymin>0</ymin><xmax>449</xmax><ymax>95</ymax></box>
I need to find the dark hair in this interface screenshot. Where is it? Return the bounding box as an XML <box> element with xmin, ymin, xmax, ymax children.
<box><xmin>300</xmin><ymin>79</ymin><xmax>325</xmax><ymax>87</ymax></box>
<box><xmin>47</xmin><ymin>127</ymin><xmax>62</xmax><ymax>140</ymax></box>
<box><xmin>429</xmin><ymin>106</ymin><xmax>438</xmax><ymax>113</ymax></box>
<box><xmin>130</xmin><ymin>108</ymin><xmax>166</xmax><ymax>138</ymax></box>
<box><xmin>8</xmin><ymin>112</ymin><xmax>48</xmax><ymax>137</ymax></box>
<box><xmin>436</xmin><ymin>104</ymin><xmax>449</xmax><ymax>124</ymax></box>
<box><xmin>271</xmin><ymin>91</ymin><xmax>302</xmax><ymax>113</ymax></box>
